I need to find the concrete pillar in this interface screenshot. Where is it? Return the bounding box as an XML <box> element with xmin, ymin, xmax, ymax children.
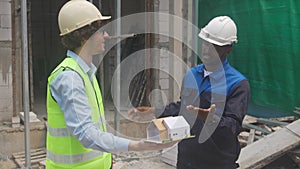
<box><xmin>171</xmin><ymin>0</ymin><xmax>183</xmax><ymax>102</ymax></box>
<box><xmin>0</xmin><ymin>0</ymin><xmax>13</xmax><ymax>122</ymax></box>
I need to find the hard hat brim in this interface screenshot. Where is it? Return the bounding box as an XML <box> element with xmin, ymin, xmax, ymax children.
<box><xmin>100</xmin><ymin>16</ymin><xmax>111</xmax><ymax>20</ymax></box>
<box><xmin>198</xmin><ymin>29</ymin><xmax>237</xmax><ymax>46</ymax></box>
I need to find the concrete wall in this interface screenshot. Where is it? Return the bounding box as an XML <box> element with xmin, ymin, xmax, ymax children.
<box><xmin>0</xmin><ymin>123</ymin><xmax>46</xmax><ymax>158</ymax></box>
<box><xmin>158</xmin><ymin>0</ymin><xmax>171</xmax><ymax>103</ymax></box>
<box><xmin>0</xmin><ymin>0</ymin><xmax>11</xmax><ymax>41</ymax></box>
<box><xmin>0</xmin><ymin>0</ymin><xmax>13</xmax><ymax>122</ymax></box>
<box><xmin>157</xmin><ymin>0</ymin><xmax>195</xmax><ymax>104</ymax></box>
<box><xmin>107</xmin><ymin>119</ymin><xmax>148</xmax><ymax>139</ymax></box>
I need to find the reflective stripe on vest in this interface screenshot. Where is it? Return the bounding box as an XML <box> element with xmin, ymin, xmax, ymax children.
<box><xmin>47</xmin><ymin>150</ymin><xmax>103</xmax><ymax>164</ymax></box>
<box><xmin>47</xmin><ymin>120</ymin><xmax>104</xmax><ymax>137</ymax></box>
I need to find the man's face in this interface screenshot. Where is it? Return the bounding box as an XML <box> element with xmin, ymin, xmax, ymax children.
<box><xmin>200</xmin><ymin>40</ymin><xmax>222</xmax><ymax>71</ymax></box>
<box><xmin>200</xmin><ymin>40</ymin><xmax>232</xmax><ymax>71</ymax></box>
<box><xmin>89</xmin><ymin>28</ymin><xmax>109</xmax><ymax>55</ymax></box>
<box><xmin>95</xmin><ymin>29</ymin><xmax>109</xmax><ymax>53</ymax></box>
<box><xmin>84</xmin><ymin>21</ymin><xmax>110</xmax><ymax>55</ymax></box>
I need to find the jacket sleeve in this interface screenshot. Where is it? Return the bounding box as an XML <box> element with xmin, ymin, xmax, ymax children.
<box><xmin>155</xmin><ymin>101</ymin><xmax>181</xmax><ymax>118</ymax></box>
<box><xmin>155</xmin><ymin>69</ymin><xmax>197</xmax><ymax>118</ymax></box>
<box><xmin>218</xmin><ymin>80</ymin><xmax>250</xmax><ymax>136</ymax></box>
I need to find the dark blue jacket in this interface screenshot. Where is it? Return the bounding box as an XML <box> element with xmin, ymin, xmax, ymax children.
<box><xmin>157</xmin><ymin>60</ymin><xmax>250</xmax><ymax>169</ymax></box>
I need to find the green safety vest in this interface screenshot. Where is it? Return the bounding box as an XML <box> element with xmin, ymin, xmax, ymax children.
<box><xmin>46</xmin><ymin>57</ymin><xmax>111</xmax><ymax>169</ymax></box>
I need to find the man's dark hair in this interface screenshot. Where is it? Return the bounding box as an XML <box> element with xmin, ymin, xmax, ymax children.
<box><xmin>61</xmin><ymin>21</ymin><xmax>103</xmax><ymax>51</ymax></box>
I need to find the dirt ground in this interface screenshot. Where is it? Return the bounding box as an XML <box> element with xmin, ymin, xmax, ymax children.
<box><xmin>0</xmin><ymin>159</ymin><xmax>17</xmax><ymax>169</ymax></box>
<box><xmin>0</xmin><ymin>151</ymin><xmax>175</xmax><ymax>169</ymax></box>
<box><xmin>113</xmin><ymin>151</ymin><xmax>175</xmax><ymax>169</ymax></box>
<box><xmin>0</xmin><ymin>151</ymin><xmax>298</xmax><ymax>169</ymax></box>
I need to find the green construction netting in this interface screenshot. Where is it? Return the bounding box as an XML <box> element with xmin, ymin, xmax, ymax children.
<box><xmin>198</xmin><ymin>0</ymin><xmax>300</xmax><ymax>117</ymax></box>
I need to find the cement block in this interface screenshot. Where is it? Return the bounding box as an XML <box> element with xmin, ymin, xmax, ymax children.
<box><xmin>159</xmin><ymin>78</ymin><xmax>169</xmax><ymax>89</ymax></box>
<box><xmin>0</xmin><ymin>98</ymin><xmax>12</xmax><ymax>121</ymax></box>
<box><xmin>159</xmin><ymin>0</ymin><xmax>169</xmax><ymax>11</ymax></box>
<box><xmin>0</xmin><ymin>72</ymin><xmax>12</xmax><ymax>86</ymax></box>
<box><xmin>0</xmin><ymin>28</ymin><xmax>11</xmax><ymax>41</ymax></box>
<box><xmin>159</xmin><ymin>18</ymin><xmax>170</xmax><ymax>35</ymax></box>
<box><xmin>0</xmin><ymin>2</ymin><xmax>11</xmax><ymax>15</ymax></box>
<box><xmin>11</xmin><ymin>116</ymin><xmax>20</xmax><ymax>128</ymax></box>
<box><xmin>0</xmin><ymin>123</ymin><xmax>46</xmax><ymax>157</ymax></box>
<box><xmin>0</xmin><ymin>44</ymin><xmax>12</xmax><ymax>65</ymax></box>
<box><xmin>160</xmin><ymin>58</ymin><xmax>169</xmax><ymax>70</ymax></box>
<box><xmin>159</xmin><ymin>70</ymin><xmax>169</xmax><ymax>79</ymax></box>
<box><xmin>19</xmin><ymin>112</ymin><xmax>41</xmax><ymax>124</ymax></box>
<box><xmin>0</xmin><ymin>84</ymin><xmax>12</xmax><ymax>98</ymax></box>
<box><xmin>1</xmin><ymin>15</ymin><xmax>11</xmax><ymax>28</ymax></box>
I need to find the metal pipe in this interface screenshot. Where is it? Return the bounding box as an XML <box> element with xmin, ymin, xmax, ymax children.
<box><xmin>98</xmin><ymin>0</ymin><xmax>102</xmax><ymax>10</ymax></box>
<box><xmin>108</xmin><ymin>33</ymin><xmax>136</xmax><ymax>39</ymax></box>
<box><xmin>145</xmin><ymin>0</ymin><xmax>151</xmax><ymax>106</ymax></box>
<box><xmin>114</xmin><ymin>0</ymin><xmax>121</xmax><ymax>135</ymax></box>
<box><xmin>21</xmin><ymin>0</ymin><xmax>31</xmax><ymax>168</ymax></box>
<box><xmin>193</xmin><ymin>0</ymin><xmax>199</xmax><ymax>66</ymax></box>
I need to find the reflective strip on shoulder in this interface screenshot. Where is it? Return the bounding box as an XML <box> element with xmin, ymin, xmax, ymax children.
<box><xmin>48</xmin><ymin>122</ymin><xmax>103</xmax><ymax>137</ymax></box>
<box><xmin>99</xmin><ymin>114</ymin><xmax>106</xmax><ymax>125</ymax></box>
<box><xmin>47</xmin><ymin>149</ymin><xmax>103</xmax><ymax>164</ymax></box>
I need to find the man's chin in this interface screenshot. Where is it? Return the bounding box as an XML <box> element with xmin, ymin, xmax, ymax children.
<box><xmin>204</xmin><ymin>63</ymin><xmax>221</xmax><ymax>71</ymax></box>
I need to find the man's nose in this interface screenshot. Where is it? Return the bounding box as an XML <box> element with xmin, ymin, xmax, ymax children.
<box><xmin>202</xmin><ymin>43</ymin><xmax>210</xmax><ymax>53</ymax></box>
<box><xmin>103</xmin><ymin>32</ymin><xmax>109</xmax><ymax>39</ymax></box>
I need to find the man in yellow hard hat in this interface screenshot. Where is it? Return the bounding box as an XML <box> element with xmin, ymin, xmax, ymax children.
<box><xmin>129</xmin><ymin>16</ymin><xmax>250</xmax><ymax>169</ymax></box>
<box><xmin>46</xmin><ymin>1</ymin><xmax>176</xmax><ymax>168</ymax></box>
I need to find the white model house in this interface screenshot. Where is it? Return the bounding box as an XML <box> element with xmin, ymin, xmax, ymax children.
<box><xmin>147</xmin><ymin>116</ymin><xmax>190</xmax><ymax>142</ymax></box>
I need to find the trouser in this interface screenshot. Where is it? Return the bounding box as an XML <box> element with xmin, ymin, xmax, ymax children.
<box><xmin>177</xmin><ymin>162</ymin><xmax>198</xmax><ymax>169</ymax></box>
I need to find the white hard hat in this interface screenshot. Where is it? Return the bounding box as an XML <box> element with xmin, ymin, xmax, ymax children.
<box><xmin>58</xmin><ymin>0</ymin><xmax>111</xmax><ymax>36</ymax></box>
<box><xmin>198</xmin><ymin>16</ymin><xmax>237</xmax><ymax>46</ymax></box>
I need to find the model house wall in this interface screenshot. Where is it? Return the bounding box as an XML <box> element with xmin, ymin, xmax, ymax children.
<box><xmin>147</xmin><ymin>116</ymin><xmax>190</xmax><ymax>142</ymax></box>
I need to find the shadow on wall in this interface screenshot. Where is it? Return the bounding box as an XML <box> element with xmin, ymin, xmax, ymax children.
<box><xmin>0</xmin><ymin>42</ymin><xmax>12</xmax><ymax>84</ymax></box>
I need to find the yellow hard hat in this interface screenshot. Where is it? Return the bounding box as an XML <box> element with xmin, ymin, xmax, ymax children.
<box><xmin>58</xmin><ymin>0</ymin><xmax>111</xmax><ymax>36</ymax></box>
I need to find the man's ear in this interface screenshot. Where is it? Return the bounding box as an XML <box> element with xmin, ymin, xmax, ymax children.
<box><xmin>80</xmin><ymin>38</ymin><xmax>88</xmax><ymax>46</ymax></box>
<box><xmin>225</xmin><ymin>46</ymin><xmax>233</xmax><ymax>55</ymax></box>
<box><xmin>219</xmin><ymin>46</ymin><xmax>232</xmax><ymax>62</ymax></box>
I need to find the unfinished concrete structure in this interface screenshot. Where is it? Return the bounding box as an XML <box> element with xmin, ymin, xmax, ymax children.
<box><xmin>0</xmin><ymin>0</ymin><xmax>197</xmax><ymax>159</ymax></box>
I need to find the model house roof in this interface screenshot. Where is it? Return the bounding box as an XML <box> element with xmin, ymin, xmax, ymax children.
<box><xmin>163</xmin><ymin>116</ymin><xmax>189</xmax><ymax>130</ymax></box>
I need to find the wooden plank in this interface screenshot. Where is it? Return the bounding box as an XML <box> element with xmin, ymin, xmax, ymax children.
<box><xmin>239</xmin><ymin>131</ymin><xmax>249</xmax><ymax>140</ymax></box>
<box><xmin>270</xmin><ymin>116</ymin><xmax>298</xmax><ymax>122</ymax></box>
<box><xmin>39</xmin><ymin>160</ymin><xmax>46</xmax><ymax>167</ymax></box>
<box><xmin>242</xmin><ymin>123</ymin><xmax>272</xmax><ymax>135</ymax></box>
<box><xmin>293</xmin><ymin>110</ymin><xmax>300</xmax><ymax>115</ymax></box>
<box><xmin>271</xmin><ymin>126</ymin><xmax>282</xmax><ymax>132</ymax></box>
<box><xmin>13</xmin><ymin>148</ymin><xmax>45</xmax><ymax>156</ymax></box>
<box><xmin>237</xmin><ymin>119</ymin><xmax>300</xmax><ymax>169</ymax></box>
<box><xmin>246</xmin><ymin>129</ymin><xmax>255</xmax><ymax>145</ymax></box>
<box><xmin>13</xmin><ymin>149</ymin><xmax>45</xmax><ymax>159</ymax></box>
<box><xmin>260</xmin><ymin>124</ymin><xmax>272</xmax><ymax>133</ymax></box>
<box><xmin>243</xmin><ymin>115</ymin><xmax>258</xmax><ymax>124</ymax></box>
<box><xmin>15</xmin><ymin>159</ymin><xmax>24</xmax><ymax>168</ymax></box>
<box><xmin>256</xmin><ymin>118</ymin><xmax>289</xmax><ymax>126</ymax></box>
<box><xmin>12</xmin><ymin>148</ymin><xmax>46</xmax><ymax>168</ymax></box>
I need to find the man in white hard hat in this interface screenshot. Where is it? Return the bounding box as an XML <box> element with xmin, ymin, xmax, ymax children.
<box><xmin>46</xmin><ymin>1</ymin><xmax>176</xmax><ymax>169</ymax></box>
<box><xmin>129</xmin><ymin>16</ymin><xmax>250</xmax><ymax>169</ymax></box>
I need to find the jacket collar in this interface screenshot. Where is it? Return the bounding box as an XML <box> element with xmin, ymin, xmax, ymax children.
<box><xmin>195</xmin><ymin>59</ymin><xmax>229</xmax><ymax>80</ymax></box>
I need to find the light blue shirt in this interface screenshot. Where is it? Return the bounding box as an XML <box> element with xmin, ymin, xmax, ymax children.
<box><xmin>50</xmin><ymin>50</ymin><xmax>130</xmax><ymax>153</ymax></box>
